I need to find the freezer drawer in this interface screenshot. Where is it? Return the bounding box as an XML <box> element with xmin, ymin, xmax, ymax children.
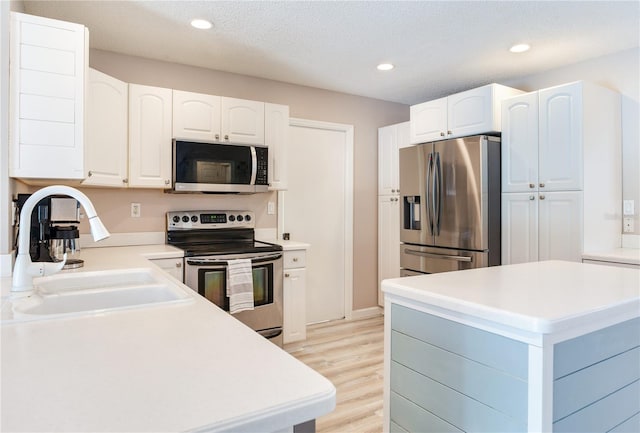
<box><xmin>400</xmin><ymin>244</ymin><xmax>489</xmax><ymax>274</ymax></box>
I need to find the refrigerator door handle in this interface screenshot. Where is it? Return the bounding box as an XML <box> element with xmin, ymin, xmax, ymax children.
<box><xmin>425</xmin><ymin>151</ymin><xmax>434</xmax><ymax>235</ymax></box>
<box><xmin>404</xmin><ymin>248</ymin><xmax>473</xmax><ymax>263</ymax></box>
<box><xmin>434</xmin><ymin>152</ymin><xmax>442</xmax><ymax>236</ymax></box>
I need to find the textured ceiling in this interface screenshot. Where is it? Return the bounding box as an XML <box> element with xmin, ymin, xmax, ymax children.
<box><xmin>20</xmin><ymin>0</ymin><xmax>640</xmax><ymax>105</ymax></box>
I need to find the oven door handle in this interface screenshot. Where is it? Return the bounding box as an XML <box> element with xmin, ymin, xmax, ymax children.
<box><xmin>186</xmin><ymin>253</ymin><xmax>283</xmax><ymax>266</ymax></box>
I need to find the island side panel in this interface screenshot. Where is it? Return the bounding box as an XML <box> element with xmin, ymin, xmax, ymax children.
<box><xmin>388</xmin><ymin>303</ymin><xmax>529</xmax><ymax>432</ymax></box>
<box><xmin>552</xmin><ymin>317</ymin><xmax>640</xmax><ymax>433</ymax></box>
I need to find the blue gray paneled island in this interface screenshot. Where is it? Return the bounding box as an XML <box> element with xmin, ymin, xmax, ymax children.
<box><xmin>382</xmin><ymin>261</ymin><xmax>640</xmax><ymax>433</ymax></box>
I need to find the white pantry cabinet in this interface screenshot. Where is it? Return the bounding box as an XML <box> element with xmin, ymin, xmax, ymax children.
<box><xmin>172</xmin><ymin>90</ymin><xmax>221</xmax><ymax>142</ymax></box>
<box><xmin>83</xmin><ymin>68</ymin><xmax>128</xmax><ymax>187</ymax></box>
<box><xmin>410</xmin><ymin>83</ymin><xmax>522</xmax><ymax>144</ymax></box>
<box><xmin>377</xmin><ymin>122</ymin><xmax>409</xmax><ymax>306</ymax></box>
<box><xmin>501</xmin><ymin>81</ymin><xmax>621</xmax><ymax>264</ymax></box>
<box><xmin>221</xmin><ymin>97</ymin><xmax>265</xmax><ymax>145</ymax></box>
<box><xmin>265</xmin><ymin>103</ymin><xmax>289</xmax><ymax>190</ymax></box>
<box><xmin>9</xmin><ymin>12</ymin><xmax>88</xmax><ymax>180</ymax></box>
<box><xmin>283</xmin><ymin>249</ymin><xmax>307</xmax><ymax>344</ymax></box>
<box><xmin>128</xmin><ymin>84</ymin><xmax>173</xmax><ymax>188</ymax></box>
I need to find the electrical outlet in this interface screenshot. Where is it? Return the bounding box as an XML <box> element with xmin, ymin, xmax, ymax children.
<box><xmin>623</xmin><ymin>217</ymin><xmax>634</xmax><ymax>233</ymax></box>
<box><xmin>131</xmin><ymin>203</ymin><xmax>141</xmax><ymax>218</ymax></box>
<box><xmin>267</xmin><ymin>201</ymin><xmax>275</xmax><ymax>215</ymax></box>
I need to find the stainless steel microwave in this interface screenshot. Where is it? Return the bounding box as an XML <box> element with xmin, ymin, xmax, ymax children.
<box><xmin>171</xmin><ymin>140</ymin><xmax>269</xmax><ymax>193</ymax></box>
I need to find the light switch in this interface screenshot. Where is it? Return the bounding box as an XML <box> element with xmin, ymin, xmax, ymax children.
<box><xmin>268</xmin><ymin>201</ymin><xmax>275</xmax><ymax>215</ymax></box>
<box><xmin>623</xmin><ymin>200</ymin><xmax>635</xmax><ymax>216</ymax></box>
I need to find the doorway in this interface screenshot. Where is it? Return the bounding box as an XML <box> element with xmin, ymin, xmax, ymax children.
<box><xmin>279</xmin><ymin>118</ymin><xmax>353</xmax><ymax>324</ymax></box>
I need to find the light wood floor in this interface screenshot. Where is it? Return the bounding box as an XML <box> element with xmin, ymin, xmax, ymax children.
<box><xmin>284</xmin><ymin>315</ymin><xmax>385</xmax><ymax>433</ymax></box>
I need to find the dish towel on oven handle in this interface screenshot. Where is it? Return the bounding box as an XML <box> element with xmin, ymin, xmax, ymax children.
<box><xmin>226</xmin><ymin>258</ymin><xmax>254</xmax><ymax>314</ymax></box>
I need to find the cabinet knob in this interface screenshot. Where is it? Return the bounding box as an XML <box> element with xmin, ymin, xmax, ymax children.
<box><xmin>215</xmin><ymin>134</ymin><xmax>220</xmax><ymax>140</ymax></box>
<box><xmin>87</xmin><ymin>170</ymin><xmax>93</xmax><ymax>177</ymax></box>
<box><xmin>176</xmin><ymin>262</ymin><xmax>182</xmax><ymax>268</ymax></box>
<box><xmin>529</xmin><ymin>195</ymin><xmax>535</xmax><ymax>200</ymax></box>
<box><xmin>440</xmin><ymin>132</ymin><xmax>445</xmax><ymax>137</ymax></box>
<box><xmin>165</xmin><ymin>179</ymin><xmax>170</xmax><ymax>185</ymax></box>
<box><xmin>123</xmin><ymin>178</ymin><xmax>128</xmax><ymax>184</ymax></box>
<box><xmin>539</xmin><ymin>183</ymin><xmax>545</xmax><ymax>188</ymax></box>
<box><xmin>285</xmin><ymin>273</ymin><xmax>290</xmax><ymax>278</ymax></box>
<box><xmin>293</xmin><ymin>257</ymin><xmax>298</xmax><ymax>262</ymax></box>
<box><xmin>447</xmin><ymin>130</ymin><xmax>452</xmax><ymax>135</ymax></box>
<box><xmin>539</xmin><ymin>195</ymin><xmax>546</xmax><ymax>200</ymax></box>
<box><xmin>224</xmin><ymin>135</ymin><xmax>229</xmax><ymax>141</ymax></box>
<box><xmin>529</xmin><ymin>183</ymin><xmax>535</xmax><ymax>188</ymax></box>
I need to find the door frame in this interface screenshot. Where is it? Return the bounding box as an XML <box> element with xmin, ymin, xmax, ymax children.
<box><xmin>277</xmin><ymin>117</ymin><xmax>354</xmax><ymax>320</ymax></box>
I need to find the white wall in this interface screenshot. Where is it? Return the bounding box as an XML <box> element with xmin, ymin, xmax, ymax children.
<box><xmin>503</xmin><ymin>47</ymin><xmax>640</xmax><ymax>235</ymax></box>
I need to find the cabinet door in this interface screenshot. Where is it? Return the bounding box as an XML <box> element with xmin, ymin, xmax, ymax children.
<box><xmin>501</xmin><ymin>92</ymin><xmax>539</xmax><ymax>193</ymax></box>
<box><xmin>9</xmin><ymin>12</ymin><xmax>86</xmax><ymax>179</ymax></box>
<box><xmin>501</xmin><ymin>193</ymin><xmax>538</xmax><ymax>265</ymax></box>
<box><xmin>221</xmin><ymin>97</ymin><xmax>265</xmax><ymax>145</ymax></box>
<box><xmin>128</xmin><ymin>84</ymin><xmax>172</xmax><ymax>188</ymax></box>
<box><xmin>378</xmin><ymin>195</ymin><xmax>400</xmax><ymax>306</ymax></box>
<box><xmin>150</xmin><ymin>258</ymin><xmax>184</xmax><ymax>283</ymax></box>
<box><xmin>283</xmin><ymin>267</ymin><xmax>307</xmax><ymax>344</ymax></box>
<box><xmin>378</xmin><ymin>125</ymin><xmax>399</xmax><ymax>195</ymax></box>
<box><xmin>265</xmin><ymin>103</ymin><xmax>289</xmax><ymax>190</ymax></box>
<box><xmin>447</xmin><ymin>84</ymin><xmax>494</xmax><ymax>138</ymax></box>
<box><xmin>409</xmin><ymin>97</ymin><xmax>447</xmax><ymax>144</ymax></box>
<box><xmin>539</xmin><ymin>83</ymin><xmax>583</xmax><ymax>191</ymax></box>
<box><xmin>538</xmin><ymin>191</ymin><xmax>583</xmax><ymax>262</ymax></box>
<box><xmin>83</xmin><ymin>68</ymin><xmax>128</xmax><ymax>187</ymax></box>
<box><xmin>172</xmin><ymin>90</ymin><xmax>221</xmax><ymax>142</ymax></box>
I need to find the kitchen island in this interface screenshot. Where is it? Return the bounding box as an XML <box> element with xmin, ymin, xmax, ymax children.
<box><xmin>382</xmin><ymin>261</ymin><xmax>640</xmax><ymax>433</ymax></box>
<box><xmin>0</xmin><ymin>245</ymin><xmax>335</xmax><ymax>432</ymax></box>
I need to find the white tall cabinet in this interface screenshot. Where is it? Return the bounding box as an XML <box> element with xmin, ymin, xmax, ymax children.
<box><xmin>501</xmin><ymin>81</ymin><xmax>621</xmax><ymax>264</ymax></box>
<box><xmin>378</xmin><ymin>121</ymin><xmax>410</xmax><ymax>306</ymax></box>
<box><xmin>9</xmin><ymin>12</ymin><xmax>88</xmax><ymax>180</ymax></box>
<box><xmin>283</xmin><ymin>248</ymin><xmax>307</xmax><ymax>344</ymax></box>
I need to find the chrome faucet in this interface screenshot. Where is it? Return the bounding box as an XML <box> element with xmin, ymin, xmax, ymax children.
<box><xmin>12</xmin><ymin>185</ymin><xmax>110</xmax><ymax>292</ymax></box>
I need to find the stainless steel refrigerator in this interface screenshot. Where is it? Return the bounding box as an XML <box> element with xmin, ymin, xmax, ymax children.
<box><xmin>399</xmin><ymin>135</ymin><xmax>501</xmax><ymax>275</ymax></box>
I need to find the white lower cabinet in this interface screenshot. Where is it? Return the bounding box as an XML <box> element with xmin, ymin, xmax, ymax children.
<box><xmin>502</xmin><ymin>191</ymin><xmax>583</xmax><ymax>264</ymax></box>
<box><xmin>283</xmin><ymin>249</ymin><xmax>307</xmax><ymax>344</ymax></box>
<box><xmin>378</xmin><ymin>195</ymin><xmax>400</xmax><ymax>306</ymax></box>
<box><xmin>149</xmin><ymin>257</ymin><xmax>184</xmax><ymax>283</ymax></box>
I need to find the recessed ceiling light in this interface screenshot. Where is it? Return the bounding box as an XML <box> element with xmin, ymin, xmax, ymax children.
<box><xmin>377</xmin><ymin>63</ymin><xmax>394</xmax><ymax>71</ymax></box>
<box><xmin>191</xmin><ymin>19</ymin><xmax>212</xmax><ymax>30</ymax></box>
<box><xmin>509</xmin><ymin>43</ymin><xmax>530</xmax><ymax>53</ymax></box>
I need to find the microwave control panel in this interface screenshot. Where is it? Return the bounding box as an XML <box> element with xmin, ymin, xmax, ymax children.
<box><xmin>167</xmin><ymin>210</ymin><xmax>254</xmax><ymax>230</ymax></box>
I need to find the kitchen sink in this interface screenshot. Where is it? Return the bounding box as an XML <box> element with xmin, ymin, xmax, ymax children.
<box><xmin>3</xmin><ymin>268</ymin><xmax>193</xmax><ymax>323</ymax></box>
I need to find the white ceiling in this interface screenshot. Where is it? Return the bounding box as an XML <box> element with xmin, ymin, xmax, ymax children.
<box><xmin>20</xmin><ymin>0</ymin><xmax>640</xmax><ymax>105</ymax></box>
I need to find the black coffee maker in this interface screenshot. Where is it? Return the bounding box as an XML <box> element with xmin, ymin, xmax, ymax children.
<box><xmin>16</xmin><ymin>194</ymin><xmax>84</xmax><ymax>269</ymax></box>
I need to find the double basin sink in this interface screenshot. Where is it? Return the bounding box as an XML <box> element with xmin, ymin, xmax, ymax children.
<box><xmin>2</xmin><ymin>268</ymin><xmax>193</xmax><ymax>323</ymax></box>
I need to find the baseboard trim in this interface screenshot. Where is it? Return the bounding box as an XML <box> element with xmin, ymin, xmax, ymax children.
<box><xmin>622</xmin><ymin>234</ymin><xmax>640</xmax><ymax>249</ymax></box>
<box><xmin>350</xmin><ymin>306</ymin><xmax>383</xmax><ymax>320</ymax></box>
<box><xmin>80</xmin><ymin>232</ymin><xmax>166</xmax><ymax>248</ymax></box>
<box><xmin>1</xmin><ymin>250</ymin><xmax>15</xmax><ymax>277</ymax></box>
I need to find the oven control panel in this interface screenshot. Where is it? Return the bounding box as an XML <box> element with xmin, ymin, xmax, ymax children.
<box><xmin>167</xmin><ymin>210</ymin><xmax>255</xmax><ymax>230</ymax></box>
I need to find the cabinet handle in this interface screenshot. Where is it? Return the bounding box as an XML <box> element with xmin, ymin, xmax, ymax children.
<box><xmin>539</xmin><ymin>195</ymin><xmax>546</xmax><ymax>200</ymax></box>
<box><xmin>215</xmin><ymin>134</ymin><xmax>220</xmax><ymax>140</ymax></box>
<box><xmin>440</xmin><ymin>132</ymin><xmax>445</xmax><ymax>137</ymax></box>
<box><xmin>224</xmin><ymin>134</ymin><xmax>229</xmax><ymax>141</ymax></box>
<box><xmin>285</xmin><ymin>273</ymin><xmax>290</xmax><ymax>278</ymax></box>
<box><xmin>529</xmin><ymin>195</ymin><xmax>535</xmax><ymax>200</ymax></box>
<box><xmin>447</xmin><ymin>130</ymin><xmax>452</xmax><ymax>135</ymax></box>
<box><xmin>87</xmin><ymin>171</ymin><xmax>93</xmax><ymax>177</ymax></box>
<box><xmin>123</xmin><ymin>178</ymin><xmax>128</xmax><ymax>184</ymax></box>
<box><xmin>292</xmin><ymin>258</ymin><xmax>298</xmax><ymax>262</ymax></box>
<box><xmin>529</xmin><ymin>183</ymin><xmax>535</xmax><ymax>189</ymax></box>
<box><xmin>539</xmin><ymin>183</ymin><xmax>545</xmax><ymax>188</ymax></box>
<box><xmin>165</xmin><ymin>179</ymin><xmax>170</xmax><ymax>185</ymax></box>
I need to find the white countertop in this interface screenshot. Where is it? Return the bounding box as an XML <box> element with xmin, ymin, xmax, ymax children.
<box><xmin>1</xmin><ymin>245</ymin><xmax>335</xmax><ymax>432</ymax></box>
<box><xmin>582</xmin><ymin>247</ymin><xmax>640</xmax><ymax>265</ymax></box>
<box><xmin>260</xmin><ymin>239</ymin><xmax>310</xmax><ymax>251</ymax></box>
<box><xmin>383</xmin><ymin>261</ymin><xmax>640</xmax><ymax>335</ymax></box>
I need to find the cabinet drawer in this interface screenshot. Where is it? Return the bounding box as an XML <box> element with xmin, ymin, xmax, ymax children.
<box><xmin>284</xmin><ymin>250</ymin><xmax>306</xmax><ymax>269</ymax></box>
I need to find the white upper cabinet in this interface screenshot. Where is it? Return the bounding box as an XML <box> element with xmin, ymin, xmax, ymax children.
<box><xmin>9</xmin><ymin>12</ymin><xmax>88</xmax><ymax>180</ymax></box>
<box><xmin>410</xmin><ymin>84</ymin><xmax>523</xmax><ymax>144</ymax></box>
<box><xmin>83</xmin><ymin>68</ymin><xmax>128</xmax><ymax>188</ymax></box>
<box><xmin>409</xmin><ymin>97</ymin><xmax>447</xmax><ymax>144</ymax></box>
<box><xmin>172</xmin><ymin>90</ymin><xmax>221</xmax><ymax>142</ymax></box>
<box><xmin>538</xmin><ymin>83</ymin><xmax>583</xmax><ymax>191</ymax></box>
<box><xmin>128</xmin><ymin>84</ymin><xmax>173</xmax><ymax>188</ymax></box>
<box><xmin>378</xmin><ymin>121</ymin><xmax>410</xmax><ymax>195</ymax></box>
<box><xmin>221</xmin><ymin>97</ymin><xmax>265</xmax><ymax>145</ymax></box>
<box><xmin>501</xmin><ymin>92</ymin><xmax>539</xmax><ymax>193</ymax></box>
<box><xmin>265</xmin><ymin>103</ymin><xmax>289</xmax><ymax>190</ymax></box>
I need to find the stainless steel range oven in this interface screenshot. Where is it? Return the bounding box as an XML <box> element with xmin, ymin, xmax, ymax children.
<box><xmin>167</xmin><ymin>210</ymin><xmax>284</xmax><ymax>346</ymax></box>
